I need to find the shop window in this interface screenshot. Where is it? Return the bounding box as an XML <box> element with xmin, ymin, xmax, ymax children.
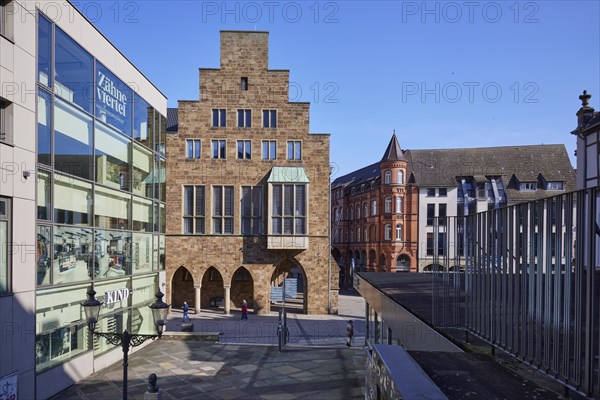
<box><xmin>241</xmin><ymin>77</ymin><xmax>248</xmax><ymax>91</ymax></box>
<box><xmin>237</xmin><ymin>109</ymin><xmax>251</xmax><ymax>128</ymax></box>
<box><xmin>52</xmin><ymin>226</ymin><xmax>94</xmax><ymax>284</ymax></box>
<box><xmin>262</xmin><ymin>140</ymin><xmax>276</xmax><ymax>160</ymax></box>
<box><xmin>263</xmin><ymin>110</ymin><xmax>277</xmax><ymax>128</ymax></box>
<box><xmin>37</xmin><ymin>225</ymin><xmax>52</xmax><ymax>286</ymax></box>
<box><xmin>94</xmin><ymin>229</ymin><xmax>132</xmax><ymax>279</ymax></box>
<box><xmin>186</xmin><ymin>140</ymin><xmax>201</xmax><ymax>159</ymax></box>
<box><xmin>237</xmin><ymin>140</ymin><xmax>251</xmax><ymax>160</ymax></box>
<box><xmin>287</xmin><ymin>141</ymin><xmax>302</xmax><ymax>160</ymax></box>
<box><xmin>37</xmin><ymin>89</ymin><xmax>52</xmax><ymax>165</ymax></box>
<box><xmin>54</xmin><ymin>98</ymin><xmax>94</xmax><ymax>180</ymax></box>
<box><xmin>213</xmin><ymin>186</ymin><xmax>234</xmax><ymax>234</ymax></box>
<box><xmin>0</xmin><ymin>97</ymin><xmax>13</xmax><ymax>145</ymax></box>
<box><xmin>271</xmin><ymin>184</ymin><xmax>306</xmax><ymax>235</ymax></box>
<box><xmin>241</xmin><ymin>186</ymin><xmax>263</xmax><ymax>235</ymax></box>
<box><xmin>0</xmin><ymin>197</ymin><xmax>10</xmax><ymax>294</ymax></box>
<box><xmin>95</xmin><ymin>121</ymin><xmax>131</xmax><ymax>191</ymax></box>
<box><xmin>130</xmin><ymin>232</ymin><xmax>152</xmax><ymax>274</ymax></box>
<box><xmin>212</xmin><ymin>109</ymin><xmax>226</xmax><ymax>127</ymax></box>
<box><xmin>55</xmin><ymin>27</ymin><xmax>94</xmax><ymax>113</ymax></box>
<box><xmin>36</xmin><ymin>323</ymin><xmax>88</xmax><ymax>373</ymax></box>
<box><xmin>183</xmin><ymin>186</ymin><xmax>205</xmax><ymax>234</ymax></box>
<box><xmin>212</xmin><ymin>140</ymin><xmax>226</xmax><ymax>159</ymax></box>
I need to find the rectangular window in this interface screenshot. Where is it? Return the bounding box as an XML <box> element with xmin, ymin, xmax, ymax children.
<box><xmin>186</xmin><ymin>140</ymin><xmax>201</xmax><ymax>159</ymax></box>
<box><xmin>38</xmin><ymin>89</ymin><xmax>52</xmax><ymax>165</ymax></box>
<box><xmin>426</xmin><ymin>188</ymin><xmax>435</xmax><ymax>197</ymax></box>
<box><xmin>95</xmin><ymin>121</ymin><xmax>131</xmax><ymax>191</ymax></box>
<box><xmin>241</xmin><ymin>186</ymin><xmax>263</xmax><ymax>235</ymax></box>
<box><xmin>287</xmin><ymin>141</ymin><xmax>302</xmax><ymax>160</ymax></box>
<box><xmin>520</xmin><ymin>182</ymin><xmax>537</xmax><ymax>191</ymax></box>
<box><xmin>212</xmin><ymin>109</ymin><xmax>226</xmax><ymax>127</ymax></box>
<box><xmin>438</xmin><ymin>203</ymin><xmax>447</xmax><ymax>226</ymax></box>
<box><xmin>438</xmin><ymin>188</ymin><xmax>447</xmax><ymax>197</ymax></box>
<box><xmin>426</xmin><ymin>203</ymin><xmax>435</xmax><ymax>226</ymax></box>
<box><xmin>271</xmin><ymin>184</ymin><xmax>306</xmax><ymax>235</ymax></box>
<box><xmin>0</xmin><ymin>197</ymin><xmax>10</xmax><ymax>294</ymax></box>
<box><xmin>426</xmin><ymin>232</ymin><xmax>433</xmax><ymax>256</ymax></box>
<box><xmin>38</xmin><ymin>13</ymin><xmax>52</xmax><ymax>86</ymax></box>
<box><xmin>37</xmin><ymin>169</ymin><xmax>52</xmax><ymax>220</ymax></box>
<box><xmin>0</xmin><ymin>98</ymin><xmax>12</xmax><ymax>145</ymax></box>
<box><xmin>262</xmin><ymin>141</ymin><xmax>277</xmax><ymax>160</ymax></box>
<box><xmin>212</xmin><ymin>140</ymin><xmax>226</xmax><ymax>159</ymax></box>
<box><xmin>54</xmin><ymin>98</ymin><xmax>94</xmax><ymax>180</ymax></box>
<box><xmin>438</xmin><ymin>233</ymin><xmax>446</xmax><ymax>256</ymax></box>
<box><xmin>237</xmin><ymin>140</ymin><xmax>251</xmax><ymax>160</ymax></box>
<box><xmin>384</xmin><ymin>224</ymin><xmax>391</xmax><ymax>241</ymax></box>
<box><xmin>263</xmin><ymin>110</ymin><xmax>277</xmax><ymax>128</ymax></box>
<box><xmin>237</xmin><ymin>109</ymin><xmax>251</xmax><ymax>128</ymax></box>
<box><xmin>183</xmin><ymin>186</ymin><xmax>205</xmax><ymax>234</ymax></box>
<box><xmin>547</xmin><ymin>181</ymin><xmax>564</xmax><ymax>190</ymax></box>
<box><xmin>213</xmin><ymin>186</ymin><xmax>234</xmax><ymax>234</ymax></box>
<box><xmin>241</xmin><ymin>77</ymin><xmax>248</xmax><ymax>91</ymax></box>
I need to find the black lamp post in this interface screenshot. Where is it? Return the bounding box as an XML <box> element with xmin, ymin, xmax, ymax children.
<box><xmin>81</xmin><ymin>288</ymin><xmax>169</xmax><ymax>400</ymax></box>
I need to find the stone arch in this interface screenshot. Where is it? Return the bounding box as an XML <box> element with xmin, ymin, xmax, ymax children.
<box><xmin>270</xmin><ymin>258</ymin><xmax>308</xmax><ymax>314</ymax></box>
<box><xmin>423</xmin><ymin>263</ymin><xmax>443</xmax><ymax>272</ymax></box>
<box><xmin>396</xmin><ymin>255</ymin><xmax>411</xmax><ymax>272</ymax></box>
<box><xmin>201</xmin><ymin>266</ymin><xmax>225</xmax><ymax>310</ymax></box>
<box><xmin>171</xmin><ymin>266</ymin><xmax>194</xmax><ymax>310</ymax></box>
<box><xmin>231</xmin><ymin>266</ymin><xmax>254</xmax><ymax>311</ymax></box>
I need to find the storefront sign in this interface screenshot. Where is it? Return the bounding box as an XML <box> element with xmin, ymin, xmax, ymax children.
<box><xmin>95</xmin><ymin>61</ymin><xmax>132</xmax><ymax>135</ymax></box>
<box><xmin>105</xmin><ymin>288</ymin><xmax>130</xmax><ymax>305</ymax></box>
<box><xmin>97</xmin><ymin>71</ymin><xmax>127</xmax><ymax>117</ymax></box>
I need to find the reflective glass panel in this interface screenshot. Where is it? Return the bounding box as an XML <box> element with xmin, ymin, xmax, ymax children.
<box><xmin>37</xmin><ymin>225</ymin><xmax>52</xmax><ymax>286</ymax></box>
<box><xmin>132</xmin><ymin>196</ymin><xmax>152</xmax><ymax>232</ymax></box>
<box><xmin>54</xmin><ymin>98</ymin><xmax>94</xmax><ymax>180</ymax></box>
<box><xmin>132</xmin><ymin>232</ymin><xmax>152</xmax><ymax>274</ymax></box>
<box><xmin>95</xmin><ymin>121</ymin><xmax>131</xmax><ymax>191</ymax></box>
<box><xmin>133</xmin><ymin>94</ymin><xmax>152</xmax><ymax>148</ymax></box>
<box><xmin>95</xmin><ymin>61</ymin><xmax>132</xmax><ymax>135</ymax></box>
<box><xmin>37</xmin><ymin>14</ymin><xmax>52</xmax><ymax>87</ymax></box>
<box><xmin>132</xmin><ymin>144</ymin><xmax>153</xmax><ymax>198</ymax></box>
<box><xmin>52</xmin><ymin>226</ymin><xmax>93</xmax><ymax>285</ymax></box>
<box><xmin>37</xmin><ymin>169</ymin><xmax>51</xmax><ymax>220</ymax></box>
<box><xmin>54</xmin><ymin>173</ymin><xmax>92</xmax><ymax>225</ymax></box>
<box><xmin>94</xmin><ymin>185</ymin><xmax>131</xmax><ymax>230</ymax></box>
<box><xmin>37</xmin><ymin>89</ymin><xmax>52</xmax><ymax>166</ymax></box>
<box><xmin>94</xmin><ymin>229</ymin><xmax>132</xmax><ymax>279</ymax></box>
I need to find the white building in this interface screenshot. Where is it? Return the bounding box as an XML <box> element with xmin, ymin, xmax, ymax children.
<box><xmin>0</xmin><ymin>1</ymin><xmax>166</xmax><ymax>398</ymax></box>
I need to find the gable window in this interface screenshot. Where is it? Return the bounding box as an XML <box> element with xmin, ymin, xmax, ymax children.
<box><xmin>427</xmin><ymin>188</ymin><xmax>435</xmax><ymax>197</ymax></box>
<box><xmin>186</xmin><ymin>139</ymin><xmax>201</xmax><ymax>159</ymax></box>
<box><xmin>384</xmin><ymin>171</ymin><xmax>391</xmax><ymax>184</ymax></box>
<box><xmin>183</xmin><ymin>186</ymin><xmax>205</xmax><ymax>234</ymax></box>
<box><xmin>547</xmin><ymin>181</ymin><xmax>564</xmax><ymax>190</ymax></box>
<box><xmin>0</xmin><ymin>197</ymin><xmax>10</xmax><ymax>294</ymax></box>
<box><xmin>237</xmin><ymin>109</ymin><xmax>251</xmax><ymax>128</ymax></box>
<box><xmin>262</xmin><ymin>141</ymin><xmax>276</xmax><ymax>160</ymax></box>
<box><xmin>287</xmin><ymin>141</ymin><xmax>302</xmax><ymax>160</ymax></box>
<box><xmin>237</xmin><ymin>140</ymin><xmax>251</xmax><ymax>159</ymax></box>
<box><xmin>371</xmin><ymin>200</ymin><xmax>377</xmax><ymax>215</ymax></box>
<box><xmin>212</xmin><ymin>109</ymin><xmax>226</xmax><ymax>127</ymax></box>
<box><xmin>0</xmin><ymin>98</ymin><xmax>13</xmax><ymax>145</ymax></box>
<box><xmin>263</xmin><ymin>110</ymin><xmax>277</xmax><ymax>128</ymax></box>
<box><xmin>396</xmin><ymin>224</ymin><xmax>402</xmax><ymax>241</ymax></box>
<box><xmin>520</xmin><ymin>182</ymin><xmax>537</xmax><ymax>191</ymax></box>
<box><xmin>241</xmin><ymin>186</ymin><xmax>263</xmax><ymax>234</ymax></box>
<box><xmin>241</xmin><ymin>77</ymin><xmax>248</xmax><ymax>91</ymax></box>
<box><xmin>395</xmin><ymin>197</ymin><xmax>402</xmax><ymax>214</ymax></box>
<box><xmin>271</xmin><ymin>184</ymin><xmax>306</xmax><ymax>235</ymax></box>
<box><xmin>384</xmin><ymin>224</ymin><xmax>392</xmax><ymax>241</ymax></box>
<box><xmin>397</xmin><ymin>170</ymin><xmax>404</xmax><ymax>184</ymax></box>
<box><xmin>213</xmin><ymin>186</ymin><xmax>234</xmax><ymax>234</ymax></box>
<box><xmin>212</xmin><ymin>140</ymin><xmax>226</xmax><ymax>159</ymax></box>
<box><xmin>384</xmin><ymin>197</ymin><xmax>392</xmax><ymax>213</ymax></box>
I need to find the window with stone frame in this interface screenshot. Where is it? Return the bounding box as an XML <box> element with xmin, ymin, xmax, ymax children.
<box><xmin>237</xmin><ymin>140</ymin><xmax>251</xmax><ymax>160</ymax></box>
<box><xmin>397</xmin><ymin>170</ymin><xmax>404</xmax><ymax>184</ymax></box>
<box><xmin>371</xmin><ymin>200</ymin><xmax>377</xmax><ymax>216</ymax></box>
<box><xmin>212</xmin><ymin>140</ymin><xmax>226</xmax><ymax>159</ymax></box>
<box><xmin>263</xmin><ymin>109</ymin><xmax>277</xmax><ymax>128</ymax></box>
<box><xmin>262</xmin><ymin>141</ymin><xmax>277</xmax><ymax>160</ymax></box>
<box><xmin>395</xmin><ymin>197</ymin><xmax>402</xmax><ymax>214</ymax></box>
<box><xmin>212</xmin><ymin>109</ymin><xmax>226</xmax><ymax>127</ymax></box>
<box><xmin>213</xmin><ymin>186</ymin><xmax>234</xmax><ymax>234</ymax></box>
<box><xmin>384</xmin><ymin>224</ymin><xmax>391</xmax><ymax>241</ymax></box>
<box><xmin>237</xmin><ymin>109</ymin><xmax>251</xmax><ymax>128</ymax></box>
<box><xmin>384</xmin><ymin>197</ymin><xmax>392</xmax><ymax>213</ymax></box>
<box><xmin>396</xmin><ymin>224</ymin><xmax>402</xmax><ymax>241</ymax></box>
<box><xmin>186</xmin><ymin>139</ymin><xmax>201</xmax><ymax>159</ymax></box>
<box><xmin>241</xmin><ymin>186</ymin><xmax>263</xmax><ymax>235</ymax></box>
<box><xmin>384</xmin><ymin>170</ymin><xmax>391</xmax><ymax>184</ymax></box>
<box><xmin>183</xmin><ymin>186</ymin><xmax>205</xmax><ymax>234</ymax></box>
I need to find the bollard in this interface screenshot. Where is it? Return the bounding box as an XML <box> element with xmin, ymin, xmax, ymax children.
<box><xmin>144</xmin><ymin>373</ymin><xmax>162</xmax><ymax>400</ymax></box>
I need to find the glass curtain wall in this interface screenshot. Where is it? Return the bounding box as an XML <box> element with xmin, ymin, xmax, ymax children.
<box><xmin>34</xmin><ymin>12</ymin><xmax>166</xmax><ymax>373</ymax></box>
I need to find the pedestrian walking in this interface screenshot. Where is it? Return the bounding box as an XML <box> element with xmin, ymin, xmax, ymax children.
<box><xmin>241</xmin><ymin>300</ymin><xmax>248</xmax><ymax>320</ymax></box>
<box><xmin>346</xmin><ymin>320</ymin><xmax>354</xmax><ymax>347</ymax></box>
<box><xmin>182</xmin><ymin>301</ymin><xmax>191</xmax><ymax>322</ymax></box>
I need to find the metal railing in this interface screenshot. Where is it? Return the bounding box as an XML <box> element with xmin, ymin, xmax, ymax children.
<box><xmin>432</xmin><ymin>187</ymin><xmax>600</xmax><ymax>397</ymax></box>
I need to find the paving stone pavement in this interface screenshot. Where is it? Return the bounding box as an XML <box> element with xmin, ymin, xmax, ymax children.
<box><xmin>50</xmin><ymin>291</ymin><xmax>367</xmax><ymax>400</ymax></box>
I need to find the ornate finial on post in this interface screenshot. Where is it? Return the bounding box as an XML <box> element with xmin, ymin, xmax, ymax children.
<box><xmin>580</xmin><ymin>90</ymin><xmax>592</xmax><ymax>107</ymax></box>
<box><xmin>147</xmin><ymin>373</ymin><xmax>158</xmax><ymax>393</ymax></box>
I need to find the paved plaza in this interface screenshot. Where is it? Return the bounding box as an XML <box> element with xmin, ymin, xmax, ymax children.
<box><xmin>50</xmin><ymin>292</ymin><xmax>367</xmax><ymax>400</ymax></box>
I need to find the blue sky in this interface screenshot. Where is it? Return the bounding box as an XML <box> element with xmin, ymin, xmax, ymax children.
<box><xmin>72</xmin><ymin>1</ymin><xmax>599</xmax><ymax>177</ymax></box>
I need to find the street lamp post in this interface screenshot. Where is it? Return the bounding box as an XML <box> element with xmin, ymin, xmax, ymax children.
<box><xmin>81</xmin><ymin>288</ymin><xmax>170</xmax><ymax>400</ymax></box>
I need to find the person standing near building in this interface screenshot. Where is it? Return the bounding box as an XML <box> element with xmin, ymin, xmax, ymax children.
<box><xmin>183</xmin><ymin>301</ymin><xmax>191</xmax><ymax>322</ymax></box>
<box><xmin>241</xmin><ymin>300</ymin><xmax>248</xmax><ymax>320</ymax></box>
<box><xmin>346</xmin><ymin>320</ymin><xmax>354</xmax><ymax>347</ymax></box>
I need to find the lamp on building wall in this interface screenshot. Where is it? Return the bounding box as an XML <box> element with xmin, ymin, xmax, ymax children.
<box><xmin>81</xmin><ymin>288</ymin><xmax>169</xmax><ymax>400</ymax></box>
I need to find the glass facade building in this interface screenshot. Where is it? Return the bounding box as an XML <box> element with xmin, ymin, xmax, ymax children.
<box><xmin>35</xmin><ymin>12</ymin><xmax>166</xmax><ymax>374</ymax></box>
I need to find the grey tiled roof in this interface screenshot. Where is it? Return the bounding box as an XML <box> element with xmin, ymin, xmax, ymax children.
<box><xmin>166</xmin><ymin>108</ymin><xmax>178</xmax><ymax>132</ymax></box>
<box><xmin>332</xmin><ymin>162</ymin><xmax>380</xmax><ymax>190</ymax></box>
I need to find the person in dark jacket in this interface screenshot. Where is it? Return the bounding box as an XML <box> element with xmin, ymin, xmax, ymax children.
<box><xmin>183</xmin><ymin>301</ymin><xmax>191</xmax><ymax>322</ymax></box>
<box><xmin>346</xmin><ymin>320</ymin><xmax>354</xmax><ymax>347</ymax></box>
<box><xmin>241</xmin><ymin>300</ymin><xmax>248</xmax><ymax>320</ymax></box>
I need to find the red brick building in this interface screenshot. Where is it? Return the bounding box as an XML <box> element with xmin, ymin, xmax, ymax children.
<box><xmin>331</xmin><ymin>133</ymin><xmax>419</xmax><ymax>288</ymax></box>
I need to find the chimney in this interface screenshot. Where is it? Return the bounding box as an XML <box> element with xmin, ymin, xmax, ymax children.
<box><xmin>577</xmin><ymin>90</ymin><xmax>595</xmax><ymax>128</ymax></box>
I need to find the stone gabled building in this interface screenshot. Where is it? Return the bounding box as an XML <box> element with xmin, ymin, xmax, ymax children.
<box><xmin>166</xmin><ymin>31</ymin><xmax>336</xmax><ymax>315</ymax></box>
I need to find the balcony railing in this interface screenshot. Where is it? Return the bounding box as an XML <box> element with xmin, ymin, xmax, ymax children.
<box><xmin>431</xmin><ymin>187</ymin><xmax>600</xmax><ymax>397</ymax></box>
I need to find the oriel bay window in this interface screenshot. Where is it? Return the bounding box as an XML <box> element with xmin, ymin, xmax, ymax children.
<box><xmin>241</xmin><ymin>186</ymin><xmax>263</xmax><ymax>234</ymax></box>
<box><xmin>183</xmin><ymin>185</ymin><xmax>205</xmax><ymax>234</ymax></box>
<box><xmin>271</xmin><ymin>184</ymin><xmax>306</xmax><ymax>235</ymax></box>
<box><xmin>213</xmin><ymin>186</ymin><xmax>234</xmax><ymax>234</ymax></box>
